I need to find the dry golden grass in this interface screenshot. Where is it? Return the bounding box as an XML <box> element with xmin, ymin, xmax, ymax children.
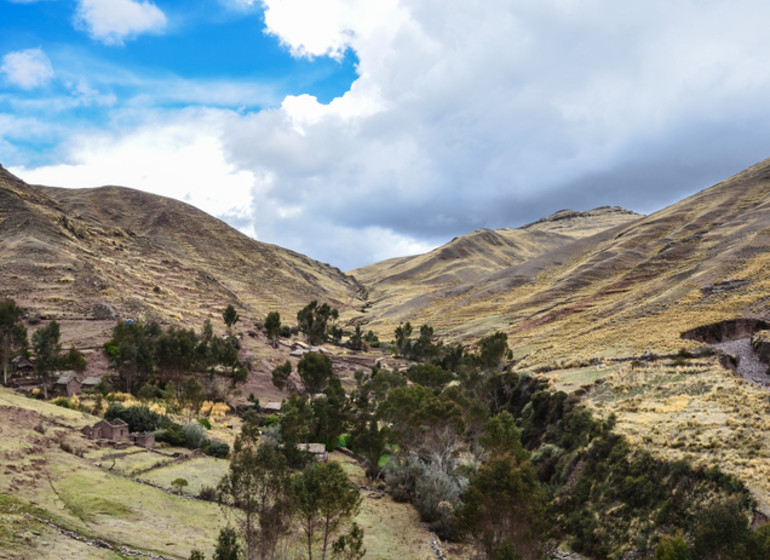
<box><xmin>0</xmin><ymin>167</ymin><xmax>365</xmax><ymax>346</ymax></box>
<box><xmin>567</xmin><ymin>357</ymin><xmax>770</xmax><ymax>515</ymax></box>
<box><xmin>352</xmin><ymin>159</ymin><xmax>770</xmax><ymax>372</ymax></box>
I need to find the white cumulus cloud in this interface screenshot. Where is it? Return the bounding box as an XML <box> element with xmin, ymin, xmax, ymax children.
<box><xmin>10</xmin><ymin>109</ymin><xmax>257</xmax><ymax>232</ymax></box>
<box><xmin>74</xmin><ymin>0</ymin><xmax>167</xmax><ymax>46</ymax></box>
<box><xmin>261</xmin><ymin>0</ymin><xmax>404</xmax><ymax>60</ymax></box>
<box><xmin>1</xmin><ymin>48</ymin><xmax>55</xmax><ymax>89</ymax></box>
<box><xmin>12</xmin><ymin>0</ymin><xmax>770</xmax><ymax>271</ymax></box>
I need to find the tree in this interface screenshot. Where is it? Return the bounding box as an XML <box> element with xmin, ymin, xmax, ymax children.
<box><xmin>171</xmin><ymin>478</ymin><xmax>189</xmax><ymax>493</ymax></box>
<box><xmin>394</xmin><ymin>322</ymin><xmax>412</xmax><ymax>357</ymax></box>
<box><xmin>265</xmin><ymin>312</ymin><xmax>281</xmax><ymax>348</ymax></box>
<box><xmin>181</xmin><ymin>377</ymin><xmax>205</xmax><ymax>416</ymax></box>
<box><xmin>750</xmin><ymin>523</ymin><xmax>770</xmax><ymax>560</ymax></box>
<box><xmin>363</xmin><ymin>330</ymin><xmax>379</xmax><ymax>348</ymax></box>
<box><xmin>348</xmin><ymin>325</ymin><xmax>363</xmax><ymax>351</ymax></box>
<box><xmin>213</xmin><ymin>526</ymin><xmax>242</xmax><ymax>560</ymax></box>
<box><xmin>271</xmin><ymin>361</ymin><xmax>292</xmax><ymax>392</ymax></box>
<box><xmin>218</xmin><ymin>439</ymin><xmax>294</xmax><ymax>560</ymax></box>
<box><xmin>691</xmin><ymin>497</ymin><xmax>751</xmax><ymax>560</ymax></box>
<box><xmin>203</xmin><ymin>319</ymin><xmax>214</xmax><ymax>340</ymax></box>
<box><xmin>103</xmin><ymin>320</ymin><xmax>157</xmax><ymax>393</ymax></box>
<box><xmin>223</xmin><ymin>305</ymin><xmax>240</xmax><ymax>330</ymax></box>
<box><xmin>278</xmin><ymin>395</ymin><xmax>314</xmax><ymax>468</ymax></box>
<box><xmin>414</xmin><ymin>324</ymin><xmax>436</xmax><ymax>361</ymax></box>
<box><xmin>293</xmin><ymin>461</ymin><xmax>362</xmax><ymax>560</ymax></box>
<box><xmin>155</xmin><ymin>327</ymin><xmax>197</xmax><ymax>393</ymax></box>
<box><xmin>349</xmin><ymin>418</ymin><xmax>387</xmax><ymax>480</ymax></box>
<box><xmin>184</xmin><ymin>422</ymin><xmax>207</xmax><ymax>449</ymax></box>
<box><xmin>476</xmin><ymin>331</ymin><xmax>511</xmax><ymax>371</ymax></box>
<box><xmin>331</xmin><ymin>523</ymin><xmax>366</xmax><ymax>560</ymax></box>
<box><xmin>311</xmin><ymin>376</ymin><xmax>349</xmax><ymax>449</ymax></box>
<box><xmin>0</xmin><ymin>298</ymin><xmax>27</xmax><ymax>386</ymax></box>
<box><xmin>32</xmin><ymin>321</ymin><xmax>61</xmax><ymax>399</ymax></box>
<box><xmin>455</xmin><ymin>454</ymin><xmax>547</xmax><ymax>560</ymax></box>
<box><xmin>298</xmin><ymin>352</ymin><xmax>333</xmax><ymax>395</ymax></box>
<box><xmin>480</xmin><ymin>411</ymin><xmax>526</xmax><ymax>460</ymax></box>
<box><xmin>61</xmin><ymin>345</ymin><xmax>87</xmax><ymax>373</ymax></box>
<box><xmin>407</xmin><ymin>363</ymin><xmax>453</xmax><ymax>388</ymax></box>
<box><xmin>297</xmin><ymin>301</ymin><xmax>338</xmax><ymax>345</ymax></box>
<box><xmin>211</xmin><ymin>335</ymin><xmax>243</xmax><ymax>384</ymax></box>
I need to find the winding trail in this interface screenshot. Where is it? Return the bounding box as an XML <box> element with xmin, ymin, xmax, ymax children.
<box><xmin>712</xmin><ymin>337</ymin><xmax>770</xmax><ymax>387</ymax></box>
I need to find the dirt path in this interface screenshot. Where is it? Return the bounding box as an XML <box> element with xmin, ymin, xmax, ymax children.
<box><xmin>713</xmin><ymin>338</ymin><xmax>770</xmax><ymax>387</ymax></box>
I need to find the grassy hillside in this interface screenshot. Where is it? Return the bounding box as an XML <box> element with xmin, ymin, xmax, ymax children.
<box><xmin>354</xmin><ymin>159</ymin><xmax>770</xmax><ymax>370</ymax></box>
<box><xmin>0</xmin><ymin>388</ymin><xmax>451</xmax><ymax>559</ymax></box>
<box><xmin>350</xmin><ymin>206</ymin><xmax>640</xmax><ymax>330</ymax></box>
<box><xmin>0</xmin><ymin>165</ymin><xmax>363</xmax><ymax>351</ymax></box>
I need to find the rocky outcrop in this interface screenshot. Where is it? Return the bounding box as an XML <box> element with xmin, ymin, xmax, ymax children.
<box><xmin>680</xmin><ymin>318</ymin><xmax>770</xmax><ymax>344</ymax></box>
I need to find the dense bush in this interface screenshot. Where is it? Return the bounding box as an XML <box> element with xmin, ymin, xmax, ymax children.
<box><xmin>52</xmin><ymin>397</ymin><xmax>78</xmax><ymax>410</ymax></box>
<box><xmin>105</xmin><ymin>403</ymin><xmax>169</xmax><ymax>433</ymax></box>
<box><xmin>198</xmin><ymin>485</ymin><xmax>217</xmax><ymax>501</ymax></box>
<box><xmin>155</xmin><ymin>422</ymin><xmax>185</xmax><ymax>447</ymax></box>
<box><xmin>184</xmin><ymin>422</ymin><xmax>207</xmax><ymax>449</ymax></box>
<box><xmin>204</xmin><ymin>440</ymin><xmax>230</xmax><ymax>459</ymax></box>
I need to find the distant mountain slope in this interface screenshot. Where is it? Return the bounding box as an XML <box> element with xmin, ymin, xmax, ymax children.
<box><xmin>350</xmin><ymin>206</ymin><xmax>641</xmax><ymax>328</ymax></box>
<box><xmin>0</xmin><ymin>165</ymin><xmax>362</xmax><ymax>329</ymax></box>
<box><xmin>356</xmin><ymin>159</ymin><xmax>770</xmax><ymax>367</ymax></box>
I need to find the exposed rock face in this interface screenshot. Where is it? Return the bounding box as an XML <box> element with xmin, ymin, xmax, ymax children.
<box><xmin>701</xmin><ymin>278</ymin><xmax>751</xmax><ymax>297</ymax></box>
<box><xmin>681</xmin><ymin>319</ymin><xmax>770</xmax><ymax>344</ymax></box>
<box><xmin>752</xmin><ymin>330</ymin><xmax>770</xmax><ymax>367</ymax></box>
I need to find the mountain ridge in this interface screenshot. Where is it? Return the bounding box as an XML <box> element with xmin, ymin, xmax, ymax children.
<box><xmin>0</xmin><ymin>165</ymin><xmax>363</xmax><ymax>338</ymax></box>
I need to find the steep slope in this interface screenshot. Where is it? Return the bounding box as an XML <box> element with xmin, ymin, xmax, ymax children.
<box><xmin>350</xmin><ymin>206</ymin><xmax>641</xmax><ymax>328</ymax></box>
<box><xmin>357</xmin><ymin>158</ymin><xmax>770</xmax><ymax>367</ymax></box>
<box><xmin>0</xmin><ymin>164</ymin><xmax>362</xmax><ymax>332</ymax></box>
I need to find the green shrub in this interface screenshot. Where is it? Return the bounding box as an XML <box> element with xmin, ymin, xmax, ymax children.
<box><xmin>155</xmin><ymin>423</ymin><xmax>185</xmax><ymax>447</ymax></box>
<box><xmin>171</xmin><ymin>478</ymin><xmax>189</xmax><ymax>493</ymax></box>
<box><xmin>198</xmin><ymin>485</ymin><xmax>217</xmax><ymax>501</ymax></box>
<box><xmin>655</xmin><ymin>534</ymin><xmax>690</xmax><ymax>560</ymax></box>
<box><xmin>337</xmin><ymin>433</ymin><xmax>350</xmax><ymax>448</ymax></box>
<box><xmin>105</xmin><ymin>403</ymin><xmax>168</xmax><ymax>433</ymax></box>
<box><xmin>205</xmin><ymin>440</ymin><xmax>230</xmax><ymax>459</ymax></box>
<box><xmin>197</xmin><ymin>417</ymin><xmax>212</xmax><ymax>430</ymax></box>
<box><xmin>53</xmin><ymin>397</ymin><xmax>77</xmax><ymax>410</ymax></box>
<box><xmin>184</xmin><ymin>422</ymin><xmax>207</xmax><ymax>449</ymax></box>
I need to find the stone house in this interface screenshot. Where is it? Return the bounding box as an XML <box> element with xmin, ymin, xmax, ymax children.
<box><xmin>11</xmin><ymin>357</ymin><xmax>34</xmax><ymax>374</ymax></box>
<box><xmin>82</xmin><ymin>418</ymin><xmax>129</xmax><ymax>441</ymax></box>
<box><xmin>131</xmin><ymin>432</ymin><xmax>155</xmax><ymax>449</ymax></box>
<box><xmin>298</xmin><ymin>443</ymin><xmax>328</xmax><ymax>463</ymax></box>
<box><xmin>80</xmin><ymin>377</ymin><xmax>103</xmax><ymax>392</ymax></box>
<box><xmin>53</xmin><ymin>372</ymin><xmax>81</xmax><ymax>397</ymax></box>
<box><xmin>262</xmin><ymin>401</ymin><xmax>282</xmax><ymax>415</ymax></box>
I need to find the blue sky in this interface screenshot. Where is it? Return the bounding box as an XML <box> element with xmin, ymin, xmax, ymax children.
<box><xmin>4</xmin><ymin>1</ymin><xmax>770</xmax><ymax>270</ymax></box>
<box><xmin>1</xmin><ymin>0</ymin><xmax>357</xmax><ymax>164</ymax></box>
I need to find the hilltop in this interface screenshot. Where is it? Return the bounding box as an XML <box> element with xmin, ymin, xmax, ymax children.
<box><xmin>350</xmin><ymin>206</ymin><xmax>641</xmax><ymax>330</ymax></box>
